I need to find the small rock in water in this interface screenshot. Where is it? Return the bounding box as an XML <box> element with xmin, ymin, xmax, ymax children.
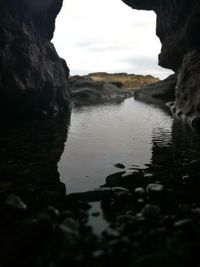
<box><xmin>144</xmin><ymin>173</ymin><xmax>154</xmax><ymax>179</ymax></box>
<box><xmin>112</xmin><ymin>187</ymin><xmax>130</xmax><ymax>193</ymax></box>
<box><xmin>142</xmin><ymin>204</ymin><xmax>161</xmax><ymax>218</ymax></box>
<box><xmin>134</xmin><ymin>187</ymin><xmax>146</xmax><ymax>197</ymax></box>
<box><xmin>174</xmin><ymin>218</ymin><xmax>193</xmax><ymax>228</ymax></box>
<box><xmin>47</xmin><ymin>206</ymin><xmax>60</xmax><ymax>218</ymax></box>
<box><xmin>122</xmin><ymin>170</ymin><xmax>140</xmax><ymax>178</ymax></box>
<box><xmin>114</xmin><ymin>163</ymin><xmax>126</xmax><ymax>169</ymax></box>
<box><xmin>5</xmin><ymin>194</ymin><xmax>27</xmax><ymax>210</ymax></box>
<box><xmin>105</xmin><ymin>171</ymin><xmax>125</xmax><ymax>187</ymax></box>
<box><xmin>146</xmin><ymin>183</ymin><xmax>164</xmax><ymax>195</ymax></box>
<box><xmin>182</xmin><ymin>175</ymin><xmax>190</xmax><ymax>180</ymax></box>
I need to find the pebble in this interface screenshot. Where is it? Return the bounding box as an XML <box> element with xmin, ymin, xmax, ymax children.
<box><xmin>114</xmin><ymin>163</ymin><xmax>125</xmax><ymax>169</ymax></box>
<box><xmin>47</xmin><ymin>206</ymin><xmax>60</xmax><ymax>218</ymax></box>
<box><xmin>144</xmin><ymin>173</ymin><xmax>154</xmax><ymax>179</ymax></box>
<box><xmin>5</xmin><ymin>194</ymin><xmax>27</xmax><ymax>211</ymax></box>
<box><xmin>174</xmin><ymin>218</ymin><xmax>193</xmax><ymax>228</ymax></box>
<box><xmin>146</xmin><ymin>183</ymin><xmax>164</xmax><ymax>195</ymax></box>
<box><xmin>137</xmin><ymin>198</ymin><xmax>145</xmax><ymax>204</ymax></box>
<box><xmin>141</xmin><ymin>204</ymin><xmax>161</xmax><ymax>218</ymax></box>
<box><xmin>122</xmin><ymin>170</ymin><xmax>140</xmax><ymax>178</ymax></box>
<box><xmin>112</xmin><ymin>187</ymin><xmax>130</xmax><ymax>193</ymax></box>
<box><xmin>134</xmin><ymin>187</ymin><xmax>146</xmax><ymax>197</ymax></box>
<box><xmin>105</xmin><ymin>171</ymin><xmax>125</xmax><ymax>186</ymax></box>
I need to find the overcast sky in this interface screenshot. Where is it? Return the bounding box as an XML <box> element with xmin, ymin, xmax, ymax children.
<box><xmin>53</xmin><ymin>0</ymin><xmax>173</xmax><ymax>79</ymax></box>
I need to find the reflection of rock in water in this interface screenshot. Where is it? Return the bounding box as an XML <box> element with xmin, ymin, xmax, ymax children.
<box><xmin>171</xmin><ymin>119</ymin><xmax>200</xmax><ymax>160</ymax></box>
<box><xmin>148</xmin><ymin>119</ymin><xmax>200</xmax><ymax>186</ymax></box>
<box><xmin>151</xmin><ymin>119</ymin><xmax>200</xmax><ymax>165</ymax></box>
<box><xmin>0</xmin><ymin>114</ymin><xmax>71</xmax><ymax>192</ymax></box>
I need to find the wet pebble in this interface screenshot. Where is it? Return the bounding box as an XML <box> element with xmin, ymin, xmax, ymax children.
<box><xmin>146</xmin><ymin>183</ymin><xmax>164</xmax><ymax>198</ymax></box>
<box><xmin>112</xmin><ymin>186</ymin><xmax>130</xmax><ymax>193</ymax></box>
<box><xmin>114</xmin><ymin>163</ymin><xmax>125</xmax><ymax>169</ymax></box>
<box><xmin>137</xmin><ymin>198</ymin><xmax>145</xmax><ymax>204</ymax></box>
<box><xmin>47</xmin><ymin>206</ymin><xmax>60</xmax><ymax>218</ymax></box>
<box><xmin>5</xmin><ymin>194</ymin><xmax>27</xmax><ymax>211</ymax></box>
<box><xmin>134</xmin><ymin>187</ymin><xmax>146</xmax><ymax>197</ymax></box>
<box><xmin>105</xmin><ymin>171</ymin><xmax>125</xmax><ymax>187</ymax></box>
<box><xmin>141</xmin><ymin>204</ymin><xmax>161</xmax><ymax>218</ymax></box>
<box><xmin>174</xmin><ymin>218</ymin><xmax>193</xmax><ymax>228</ymax></box>
<box><xmin>144</xmin><ymin>173</ymin><xmax>154</xmax><ymax>179</ymax></box>
<box><xmin>121</xmin><ymin>170</ymin><xmax>140</xmax><ymax>178</ymax></box>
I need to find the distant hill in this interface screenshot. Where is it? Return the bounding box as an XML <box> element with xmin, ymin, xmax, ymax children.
<box><xmin>87</xmin><ymin>72</ymin><xmax>159</xmax><ymax>89</ymax></box>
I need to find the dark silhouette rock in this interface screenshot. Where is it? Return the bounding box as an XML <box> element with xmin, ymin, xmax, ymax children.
<box><xmin>0</xmin><ymin>0</ymin><xmax>71</xmax><ymax>117</ymax></box>
<box><xmin>134</xmin><ymin>74</ymin><xmax>177</xmax><ymax>106</ymax></box>
<box><xmin>123</xmin><ymin>0</ymin><xmax>200</xmax><ymax>125</ymax></box>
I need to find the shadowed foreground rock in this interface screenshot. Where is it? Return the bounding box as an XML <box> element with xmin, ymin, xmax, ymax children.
<box><xmin>123</xmin><ymin>0</ymin><xmax>200</xmax><ymax>125</ymax></box>
<box><xmin>1</xmin><ymin>118</ymin><xmax>200</xmax><ymax>266</ymax></box>
<box><xmin>0</xmin><ymin>0</ymin><xmax>71</xmax><ymax>117</ymax></box>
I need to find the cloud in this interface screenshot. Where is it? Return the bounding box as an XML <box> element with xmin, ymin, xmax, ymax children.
<box><xmin>53</xmin><ymin>0</ymin><xmax>172</xmax><ymax>79</ymax></box>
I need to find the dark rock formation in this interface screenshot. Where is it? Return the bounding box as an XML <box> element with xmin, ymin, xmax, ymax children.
<box><xmin>123</xmin><ymin>0</ymin><xmax>200</xmax><ymax>125</ymax></box>
<box><xmin>0</xmin><ymin>0</ymin><xmax>71</xmax><ymax>117</ymax></box>
<box><xmin>134</xmin><ymin>74</ymin><xmax>177</xmax><ymax>106</ymax></box>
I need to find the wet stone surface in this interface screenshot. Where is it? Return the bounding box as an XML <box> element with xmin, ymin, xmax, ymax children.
<box><xmin>0</xmin><ymin>161</ymin><xmax>200</xmax><ymax>267</ymax></box>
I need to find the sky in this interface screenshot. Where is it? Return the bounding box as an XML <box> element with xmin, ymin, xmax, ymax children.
<box><xmin>53</xmin><ymin>0</ymin><xmax>173</xmax><ymax>79</ymax></box>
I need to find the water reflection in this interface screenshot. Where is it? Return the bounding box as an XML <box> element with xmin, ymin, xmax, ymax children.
<box><xmin>59</xmin><ymin>98</ymin><xmax>173</xmax><ymax>192</ymax></box>
<box><xmin>0</xmin><ymin>115</ymin><xmax>71</xmax><ymax>193</ymax></box>
<box><xmin>150</xmin><ymin>119</ymin><xmax>200</xmax><ymax>169</ymax></box>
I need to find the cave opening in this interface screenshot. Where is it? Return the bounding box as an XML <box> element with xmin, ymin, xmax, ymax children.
<box><xmin>53</xmin><ymin>0</ymin><xmax>172</xmax><ymax>79</ymax></box>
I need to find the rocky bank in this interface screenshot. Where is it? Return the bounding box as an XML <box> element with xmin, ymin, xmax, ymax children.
<box><xmin>134</xmin><ymin>74</ymin><xmax>177</xmax><ymax>106</ymax></box>
<box><xmin>123</xmin><ymin>0</ymin><xmax>200</xmax><ymax>125</ymax></box>
<box><xmin>0</xmin><ymin>0</ymin><xmax>71</xmax><ymax>117</ymax></box>
<box><xmin>70</xmin><ymin>73</ymin><xmax>159</xmax><ymax>105</ymax></box>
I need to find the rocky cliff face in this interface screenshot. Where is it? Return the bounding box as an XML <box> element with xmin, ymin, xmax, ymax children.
<box><xmin>123</xmin><ymin>0</ymin><xmax>200</xmax><ymax>126</ymax></box>
<box><xmin>0</xmin><ymin>0</ymin><xmax>71</xmax><ymax>117</ymax></box>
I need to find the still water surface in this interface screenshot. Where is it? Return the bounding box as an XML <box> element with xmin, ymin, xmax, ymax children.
<box><xmin>59</xmin><ymin>98</ymin><xmax>173</xmax><ymax>193</ymax></box>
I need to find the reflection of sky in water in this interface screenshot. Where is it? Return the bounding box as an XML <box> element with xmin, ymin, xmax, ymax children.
<box><xmin>58</xmin><ymin>98</ymin><xmax>173</xmax><ymax>193</ymax></box>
